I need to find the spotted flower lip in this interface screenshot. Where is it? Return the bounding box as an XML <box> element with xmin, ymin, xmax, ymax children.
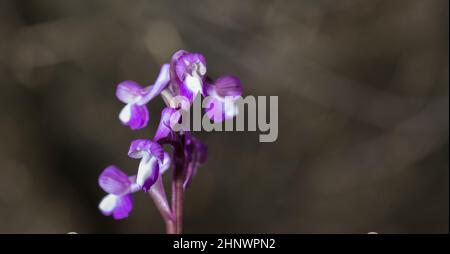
<box><xmin>128</xmin><ymin>139</ymin><xmax>169</xmax><ymax>192</ymax></box>
<box><xmin>205</xmin><ymin>75</ymin><xmax>243</xmax><ymax>122</ymax></box>
<box><xmin>169</xmin><ymin>50</ymin><xmax>207</xmax><ymax>102</ymax></box>
<box><xmin>98</xmin><ymin>166</ymin><xmax>139</xmax><ymax>220</ymax></box>
<box><xmin>116</xmin><ymin>64</ymin><xmax>170</xmax><ymax>130</ymax></box>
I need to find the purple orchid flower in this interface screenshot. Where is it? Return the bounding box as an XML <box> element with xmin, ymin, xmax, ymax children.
<box><xmin>116</xmin><ymin>64</ymin><xmax>170</xmax><ymax>129</ymax></box>
<box><xmin>205</xmin><ymin>75</ymin><xmax>243</xmax><ymax>122</ymax></box>
<box><xmin>169</xmin><ymin>50</ymin><xmax>207</xmax><ymax>102</ymax></box>
<box><xmin>98</xmin><ymin>166</ymin><xmax>140</xmax><ymax>220</ymax></box>
<box><xmin>128</xmin><ymin>139</ymin><xmax>171</xmax><ymax>192</ymax></box>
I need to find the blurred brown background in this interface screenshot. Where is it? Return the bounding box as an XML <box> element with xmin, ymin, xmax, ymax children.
<box><xmin>0</xmin><ymin>0</ymin><xmax>448</xmax><ymax>233</ymax></box>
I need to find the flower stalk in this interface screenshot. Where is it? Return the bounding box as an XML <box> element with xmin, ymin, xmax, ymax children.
<box><xmin>173</xmin><ymin>146</ymin><xmax>185</xmax><ymax>234</ymax></box>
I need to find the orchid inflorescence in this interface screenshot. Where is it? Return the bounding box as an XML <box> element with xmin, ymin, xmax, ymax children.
<box><xmin>97</xmin><ymin>50</ymin><xmax>243</xmax><ymax>233</ymax></box>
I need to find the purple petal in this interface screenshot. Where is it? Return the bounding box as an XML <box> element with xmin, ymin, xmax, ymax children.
<box><xmin>119</xmin><ymin>104</ymin><xmax>149</xmax><ymax>130</ymax></box>
<box><xmin>116</xmin><ymin>80</ymin><xmax>144</xmax><ymax>104</ymax></box>
<box><xmin>204</xmin><ymin>76</ymin><xmax>242</xmax><ymax>122</ymax></box>
<box><xmin>171</xmin><ymin>50</ymin><xmax>189</xmax><ymax>82</ymax></box>
<box><xmin>128</xmin><ymin>139</ymin><xmax>150</xmax><ymax>159</ymax></box>
<box><xmin>205</xmin><ymin>87</ymin><xmax>240</xmax><ymax>122</ymax></box>
<box><xmin>170</xmin><ymin>50</ymin><xmax>207</xmax><ymax>102</ymax></box>
<box><xmin>148</xmin><ymin>142</ymin><xmax>164</xmax><ymax>161</ymax></box>
<box><xmin>137</xmin><ymin>64</ymin><xmax>171</xmax><ymax>105</ymax></box>
<box><xmin>179</xmin><ymin>53</ymin><xmax>206</xmax><ymax>76</ymax></box>
<box><xmin>98</xmin><ymin>166</ymin><xmax>131</xmax><ymax>195</ymax></box>
<box><xmin>112</xmin><ymin>194</ymin><xmax>133</xmax><ymax>220</ymax></box>
<box><xmin>128</xmin><ymin>139</ymin><xmax>163</xmax><ymax>160</ymax></box>
<box><xmin>214</xmin><ymin>75</ymin><xmax>243</xmax><ymax>97</ymax></box>
<box><xmin>154</xmin><ymin>107</ymin><xmax>181</xmax><ymax>141</ymax></box>
<box><xmin>136</xmin><ymin>156</ymin><xmax>160</xmax><ymax>192</ymax></box>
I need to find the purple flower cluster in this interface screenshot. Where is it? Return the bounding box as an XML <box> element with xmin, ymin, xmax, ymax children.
<box><xmin>97</xmin><ymin>50</ymin><xmax>242</xmax><ymax>230</ymax></box>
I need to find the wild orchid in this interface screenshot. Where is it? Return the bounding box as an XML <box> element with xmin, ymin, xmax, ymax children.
<box><xmin>116</xmin><ymin>64</ymin><xmax>170</xmax><ymax>130</ymax></box>
<box><xmin>97</xmin><ymin>50</ymin><xmax>243</xmax><ymax>233</ymax></box>
<box><xmin>98</xmin><ymin>166</ymin><xmax>139</xmax><ymax>220</ymax></box>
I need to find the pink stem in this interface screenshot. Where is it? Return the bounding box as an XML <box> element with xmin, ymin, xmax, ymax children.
<box><xmin>175</xmin><ymin>172</ymin><xmax>184</xmax><ymax>234</ymax></box>
<box><xmin>148</xmin><ymin>177</ymin><xmax>175</xmax><ymax>234</ymax></box>
<box><xmin>171</xmin><ymin>145</ymin><xmax>185</xmax><ymax>234</ymax></box>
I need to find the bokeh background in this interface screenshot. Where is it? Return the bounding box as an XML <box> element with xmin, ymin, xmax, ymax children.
<box><xmin>0</xmin><ymin>0</ymin><xmax>448</xmax><ymax>233</ymax></box>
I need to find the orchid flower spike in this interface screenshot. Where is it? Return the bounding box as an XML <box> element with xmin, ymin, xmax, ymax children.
<box><xmin>97</xmin><ymin>49</ymin><xmax>243</xmax><ymax>234</ymax></box>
